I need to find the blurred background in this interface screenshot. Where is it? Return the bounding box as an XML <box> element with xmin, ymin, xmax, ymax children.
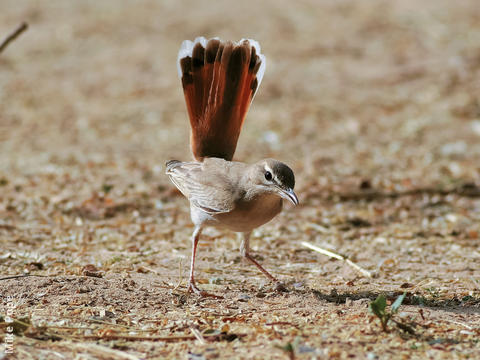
<box><xmin>1</xmin><ymin>0</ymin><xmax>480</xmax><ymax>357</ymax></box>
<box><xmin>1</xmin><ymin>0</ymin><xmax>479</xmax><ymax>187</ymax></box>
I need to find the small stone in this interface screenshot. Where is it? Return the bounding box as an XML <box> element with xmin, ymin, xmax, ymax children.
<box><xmin>238</xmin><ymin>294</ymin><xmax>251</xmax><ymax>302</ymax></box>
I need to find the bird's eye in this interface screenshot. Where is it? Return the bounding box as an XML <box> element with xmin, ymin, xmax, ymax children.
<box><xmin>264</xmin><ymin>171</ymin><xmax>273</xmax><ymax>181</ymax></box>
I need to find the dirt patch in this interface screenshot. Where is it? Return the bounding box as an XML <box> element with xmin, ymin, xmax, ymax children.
<box><xmin>1</xmin><ymin>0</ymin><xmax>480</xmax><ymax>358</ymax></box>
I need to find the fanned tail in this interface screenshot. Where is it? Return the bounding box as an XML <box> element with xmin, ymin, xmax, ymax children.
<box><xmin>177</xmin><ymin>37</ymin><xmax>266</xmax><ymax>161</ymax></box>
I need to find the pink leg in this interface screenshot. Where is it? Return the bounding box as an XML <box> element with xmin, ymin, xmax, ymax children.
<box><xmin>187</xmin><ymin>226</ymin><xmax>222</xmax><ymax>298</ymax></box>
<box><xmin>240</xmin><ymin>232</ymin><xmax>278</xmax><ymax>283</ymax></box>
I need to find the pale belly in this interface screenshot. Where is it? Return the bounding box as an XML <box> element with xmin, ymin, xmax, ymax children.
<box><xmin>191</xmin><ymin>194</ymin><xmax>283</xmax><ymax>233</ymax></box>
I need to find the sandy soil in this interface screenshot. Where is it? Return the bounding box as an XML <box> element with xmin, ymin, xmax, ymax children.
<box><xmin>1</xmin><ymin>0</ymin><xmax>480</xmax><ymax>359</ymax></box>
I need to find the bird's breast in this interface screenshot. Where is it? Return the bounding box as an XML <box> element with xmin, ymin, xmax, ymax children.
<box><xmin>214</xmin><ymin>193</ymin><xmax>283</xmax><ymax>232</ymax></box>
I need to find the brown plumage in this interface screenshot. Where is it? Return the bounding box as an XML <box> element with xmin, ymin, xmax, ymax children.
<box><xmin>178</xmin><ymin>37</ymin><xmax>265</xmax><ymax>161</ymax></box>
<box><xmin>168</xmin><ymin>37</ymin><xmax>296</xmax><ymax>297</ymax></box>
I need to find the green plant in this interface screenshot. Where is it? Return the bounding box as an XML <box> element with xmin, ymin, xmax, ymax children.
<box><xmin>369</xmin><ymin>293</ymin><xmax>406</xmax><ymax>332</ymax></box>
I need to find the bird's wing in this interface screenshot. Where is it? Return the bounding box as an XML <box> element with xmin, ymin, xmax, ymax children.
<box><xmin>165</xmin><ymin>160</ymin><xmax>237</xmax><ymax>214</ymax></box>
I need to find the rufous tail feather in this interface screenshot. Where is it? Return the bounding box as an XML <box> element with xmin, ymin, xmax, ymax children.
<box><xmin>177</xmin><ymin>37</ymin><xmax>265</xmax><ymax>161</ymax></box>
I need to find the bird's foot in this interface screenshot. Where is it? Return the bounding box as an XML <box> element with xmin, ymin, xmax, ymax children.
<box><xmin>187</xmin><ymin>282</ymin><xmax>224</xmax><ymax>299</ymax></box>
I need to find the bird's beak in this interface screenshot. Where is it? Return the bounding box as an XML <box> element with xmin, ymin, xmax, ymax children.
<box><xmin>278</xmin><ymin>187</ymin><xmax>299</xmax><ymax>206</ymax></box>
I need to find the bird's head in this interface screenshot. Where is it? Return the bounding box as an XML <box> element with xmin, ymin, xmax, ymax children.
<box><xmin>250</xmin><ymin>159</ymin><xmax>298</xmax><ymax>205</ymax></box>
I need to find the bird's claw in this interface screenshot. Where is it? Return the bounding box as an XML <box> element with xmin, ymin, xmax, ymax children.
<box><xmin>188</xmin><ymin>283</ymin><xmax>224</xmax><ymax>299</ymax></box>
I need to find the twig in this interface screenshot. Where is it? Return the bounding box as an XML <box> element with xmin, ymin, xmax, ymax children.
<box><xmin>72</xmin><ymin>343</ymin><xmax>141</xmax><ymax>360</ymax></box>
<box><xmin>321</xmin><ymin>184</ymin><xmax>480</xmax><ymax>202</ymax></box>
<box><xmin>470</xmin><ymin>276</ymin><xmax>480</xmax><ymax>289</ymax></box>
<box><xmin>301</xmin><ymin>241</ymin><xmax>372</xmax><ymax>278</ymax></box>
<box><xmin>266</xmin><ymin>321</ymin><xmax>299</xmax><ymax>329</ymax></box>
<box><xmin>0</xmin><ymin>22</ymin><xmax>28</xmax><ymax>54</ymax></box>
<box><xmin>305</xmin><ymin>223</ymin><xmax>330</xmax><ymax>233</ymax></box>
<box><xmin>442</xmin><ymin>319</ymin><xmax>473</xmax><ymax>330</ymax></box>
<box><xmin>86</xmin><ymin>318</ymin><xmax>131</xmax><ymax>329</ymax></box>
<box><xmin>411</xmin><ymin>279</ymin><xmax>436</xmax><ymax>291</ymax></box>
<box><xmin>44</xmin><ymin>324</ymin><xmax>157</xmax><ymax>332</ymax></box>
<box><xmin>0</xmin><ymin>274</ymin><xmax>49</xmax><ymax>281</ymax></box>
<box><xmin>190</xmin><ymin>327</ymin><xmax>206</xmax><ymax>344</ymax></box>
<box><xmin>137</xmin><ymin>265</ymin><xmax>159</xmax><ymax>275</ymax></box>
<box><xmin>172</xmin><ymin>258</ymin><xmax>184</xmax><ymax>292</ymax></box>
<box><xmin>16</xmin><ymin>348</ymin><xmax>35</xmax><ymax>360</ymax></box>
<box><xmin>77</xmin><ymin>333</ymin><xmax>247</xmax><ymax>342</ymax></box>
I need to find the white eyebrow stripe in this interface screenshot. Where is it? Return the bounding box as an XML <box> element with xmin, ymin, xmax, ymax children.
<box><xmin>264</xmin><ymin>165</ymin><xmax>280</xmax><ymax>183</ymax></box>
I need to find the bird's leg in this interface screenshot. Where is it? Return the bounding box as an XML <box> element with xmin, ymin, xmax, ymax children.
<box><xmin>239</xmin><ymin>231</ymin><xmax>278</xmax><ymax>283</ymax></box>
<box><xmin>187</xmin><ymin>226</ymin><xmax>202</xmax><ymax>294</ymax></box>
<box><xmin>187</xmin><ymin>226</ymin><xmax>222</xmax><ymax>298</ymax></box>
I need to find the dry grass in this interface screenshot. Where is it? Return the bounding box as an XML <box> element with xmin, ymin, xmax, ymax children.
<box><xmin>1</xmin><ymin>0</ymin><xmax>480</xmax><ymax>358</ymax></box>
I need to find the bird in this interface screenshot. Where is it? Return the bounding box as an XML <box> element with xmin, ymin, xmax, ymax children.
<box><xmin>166</xmin><ymin>37</ymin><xmax>298</xmax><ymax>297</ymax></box>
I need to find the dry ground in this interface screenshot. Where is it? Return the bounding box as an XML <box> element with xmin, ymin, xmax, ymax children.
<box><xmin>1</xmin><ymin>0</ymin><xmax>480</xmax><ymax>359</ymax></box>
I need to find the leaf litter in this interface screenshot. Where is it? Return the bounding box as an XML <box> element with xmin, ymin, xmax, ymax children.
<box><xmin>1</xmin><ymin>0</ymin><xmax>480</xmax><ymax>358</ymax></box>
